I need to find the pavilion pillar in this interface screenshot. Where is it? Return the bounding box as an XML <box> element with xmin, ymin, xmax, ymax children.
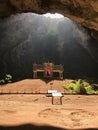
<box><xmin>59</xmin><ymin>72</ymin><xmax>63</xmax><ymax>80</ymax></box>
<box><xmin>34</xmin><ymin>71</ymin><xmax>37</xmax><ymax>78</ymax></box>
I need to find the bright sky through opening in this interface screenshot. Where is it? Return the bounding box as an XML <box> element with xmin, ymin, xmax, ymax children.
<box><xmin>43</xmin><ymin>13</ymin><xmax>64</xmax><ymax>19</ymax></box>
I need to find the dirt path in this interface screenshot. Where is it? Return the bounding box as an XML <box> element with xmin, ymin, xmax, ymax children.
<box><xmin>0</xmin><ymin>94</ymin><xmax>98</xmax><ymax>129</ymax></box>
<box><xmin>0</xmin><ymin>79</ymin><xmax>98</xmax><ymax>129</ymax></box>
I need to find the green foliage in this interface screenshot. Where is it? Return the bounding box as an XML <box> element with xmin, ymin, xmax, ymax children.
<box><xmin>5</xmin><ymin>74</ymin><xmax>12</xmax><ymax>83</ymax></box>
<box><xmin>0</xmin><ymin>74</ymin><xmax>12</xmax><ymax>85</ymax></box>
<box><xmin>66</xmin><ymin>79</ymin><xmax>86</xmax><ymax>94</ymax></box>
<box><xmin>84</xmin><ymin>85</ymin><xmax>98</xmax><ymax>94</ymax></box>
<box><xmin>63</xmin><ymin>79</ymin><xmax>98</xmax><ymax>95</ymax></box>
<box><xmin>0</xmin><ymin>79</ymin><xmax>5</xmax><ymax>84</ymax></box>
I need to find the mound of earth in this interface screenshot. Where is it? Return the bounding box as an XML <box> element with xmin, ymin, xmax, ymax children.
<box><xmin>0</xmin><ymin>79</ymin><xmax>71</xmax><ymax>94</ymax></box>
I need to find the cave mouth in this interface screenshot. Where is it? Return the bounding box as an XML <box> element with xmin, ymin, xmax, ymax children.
<box><xmin>0</xmin><ymin>12</ymin><xmax>98</xmax><ymax>82</ymax></box>
<box><xmin>43</xmin><ymin>13</ymin><xmax>64</xmax><ymax>19</ymax></box>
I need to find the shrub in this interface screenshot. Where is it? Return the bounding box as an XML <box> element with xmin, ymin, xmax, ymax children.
<box><xmin>67</xmin><ymin>79</ymin><xmax>86</xmax><ymax>94</ymax></box>
<box><xmin>0</xmin><ymin>79</ymin><xmax>5</xmax><ymax>84</ymax></box>
<box><xmin>0</xmin><ymin>74</ymin><xmax>12</xmax><ymax>85</ymax></box>
<box><xmin>63</xmin><ymin>79</ymin><xmax>98</xmax><ymax>95</ymax></box>
<box><xmin>5</xmin><ymin>74</ymin><xmax>12</xmax><ymax>83</ymax></box>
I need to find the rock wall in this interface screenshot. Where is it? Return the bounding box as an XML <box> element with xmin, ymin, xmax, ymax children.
<box><xmin>0</xmin><ymin>0</ymin><xmax>98</xmax><ymax>40</ymax></box>
<box><xmin>0</xmin><ymin>13</ymin><xmax>98</xmax><ymax>80</ymax></box>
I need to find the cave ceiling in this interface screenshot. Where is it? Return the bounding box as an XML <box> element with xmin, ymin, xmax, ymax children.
<box><xmin>0</xmin><ymin>0</ymin><xmax>98</xmax><ymax>40</ymax></box>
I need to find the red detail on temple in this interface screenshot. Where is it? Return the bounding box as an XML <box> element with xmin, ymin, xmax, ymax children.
<box><xmin>46</xmin><ymin>68</ymin><xmax>51</xmax><ymax>75</ymax></box>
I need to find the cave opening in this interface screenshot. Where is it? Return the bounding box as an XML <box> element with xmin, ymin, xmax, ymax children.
<box><xmin>0</xmin><ymin>12</ymin><xmax>98</xmax><ymax>82</ymax></box>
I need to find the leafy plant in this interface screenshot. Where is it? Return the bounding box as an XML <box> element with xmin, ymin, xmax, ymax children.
<box><xmin>0</xmin><ymin>74</ymin><xmax>12</xmax><ymax>85</ymax></box>
<box><xmin>63</xmin><ymin>79</ymin><xmax>98</xmax><ymax>95</ymax></box>
<box><xmin>67</xmin><ymin>79</ymin><xmax>86</xmax><ymax>94</ymax></box>
<box><xmin>5</xmin><ymin>74</ymin><xmax>12</xmax><ymax>83</ymax></box>
<box><xmin>84</xmin><ymin>85</ymin><xmax>98</xmax><ymax>94</ymax></box>
<box><xmin>0</xmin><ymin>79</ymin><xmax>5</xmax><ymax>84</ymax></box>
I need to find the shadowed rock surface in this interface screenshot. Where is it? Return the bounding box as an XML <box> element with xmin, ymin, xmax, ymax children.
<box><xmin>0</xmin><ymin>0</ymin><xmax>98</xmax><ymax>40</ymax></box>
<box><xmin>0</xmin><ymin>13</ymin><xmax>98</xmax><ymax>81</ymax></box>
<box><xmin>0</xmin><ymin>124</ymin><xmax>97</xmax><ymax>130</ymax></box>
